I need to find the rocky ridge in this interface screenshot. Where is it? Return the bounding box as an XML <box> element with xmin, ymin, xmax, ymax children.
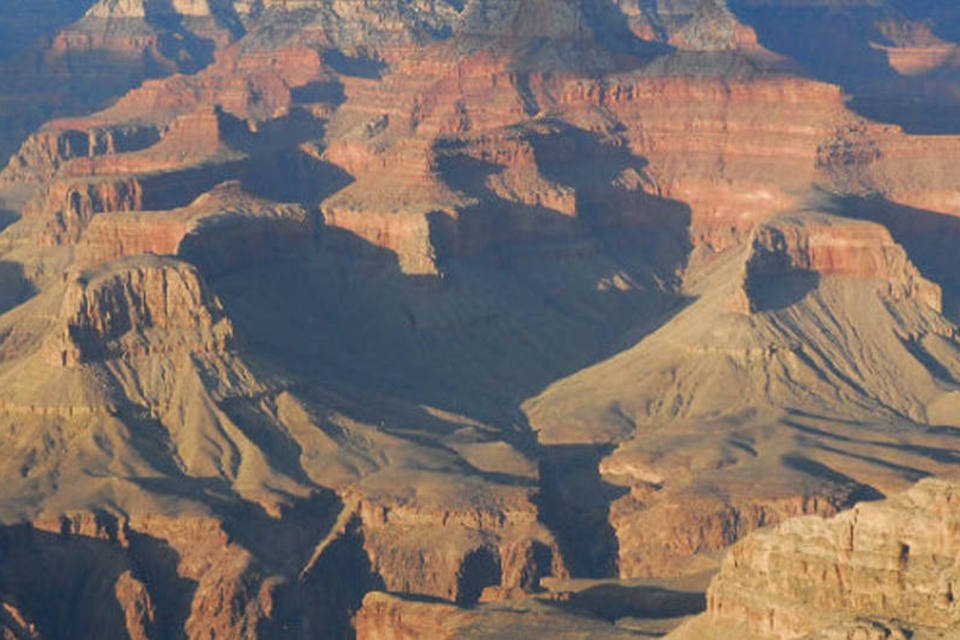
<box><xmin>1</xmin><ymin>0</ymin><xmax>960</xmax><ymax>638</ymax></box>
<box><xmin>671</xmin><ymin>478</ymin><xmax>960</xmax><ymax>639</ymax></box>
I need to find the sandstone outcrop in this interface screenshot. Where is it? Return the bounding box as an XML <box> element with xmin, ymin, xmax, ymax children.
<box><xmin>608</xmin><ymin>486</ymin><xmax>859</xmax><ymax>579</ymax></box>
<box><xmin>744</xmin><ymin>213</ymin><xmax>943</xmax><ymax>313</ymax></box>
<box><xmin>54</xmin><ymin>256</ymin><xmax>233</xmax><ymax>366</ymax></box>
<box><xmin>550</xmin><ymin>72</ymin><xmax>844</xmax><ymax>248</ymax></box>
<box><xmin>354</xmin><ymin>590</ymin><xmax>649</xmax><ymax>640</ymax></box>
<box><xmin>1</xmin><ymin>1</ymin><xmax>960</xmax><ymax>637</ymax></box>
<box><xmin>345</xmin><ymin>490</ymin><xmax>563</xmax><ymax>604</ymax></box>
<box><xmin>76</xmin><ymin>182</ymin><xmax>315</xmax><ymax>271</ymax></box>
<box><xmin>26</xmin><ymin>177</ymin><xmax>145</xmax><ymax>245</ymax></box>
<box><xmin>0</xmin><ymin>125</ymin><xmax>160</xmax><ymax>186</ymax></box>
<box><xmin>671</xmin><ymin>479</ymin><xmax>960</xmax><ymax>639</ymax></box>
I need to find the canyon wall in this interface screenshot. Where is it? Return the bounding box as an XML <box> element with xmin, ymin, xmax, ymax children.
<box><xmin>1</xmin><ymin>1</ymin><xmax>960</xmax><ymax>638</ymax></box>
<box><xmin>672</xmin><ymin>479</ymin><xmax>960</xmax><ymax>639</ymax></box>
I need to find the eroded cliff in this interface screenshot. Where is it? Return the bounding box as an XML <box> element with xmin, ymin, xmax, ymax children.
<box><xmin>672</xmin><ymin>479</ymin><xmax>960</xmax><ymax>639</ymax></box>
<box><xmin>0</xmin><ymin>0</ymin><xmax>959</xmax><ymax>638</ymax></box>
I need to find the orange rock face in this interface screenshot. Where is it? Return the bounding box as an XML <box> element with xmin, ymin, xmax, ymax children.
<box><xmin>744</xmin><ymin>213</ymin><xmax>943</xmax><ymax>312</ymax></box>
<box><xmin>594</xmin><ymin>76</ymin><xmax>846</xmax><ymax>248</ymax></box>
<box><xmin>673</xmin><ymin>479</ymin><xmax>960</xmax><ymax>639</ymax></box>
<box><xmin>347</xmin><ymin>492</ymin><xmax>563</xmax><ymax>604</ymax></box>
<box><xmin>3</xmin><ymin>1</ymin><xmax>960</xmax><ymax>638</ymax></box>
<box><xmin>323</xmin><ymin>208</ymin><xmax>442</xmax><ymax>276</ymax></box>
<box><xmin>74</xmin><ymin>182</ymin><xmax>316</xmax><ymax>271</ymax></box>
<box><xmin>355</xmin><ymin>593</ymin><xmax>461</xmax><ymax>640</ymax></box>
<box><xmin>0</xmin><ymin>125</ymin><xmax>160</xmax><ymax>185</ymax></box>
<box><xmin>55</xmin><ymin>256</ymin><xmax>233</xmax><ymax>366</ymax></box>
<box><xmin>26</xmin><ymin>177</ymin><xmax>145</xmax><ymax>245</ymax></box>
<box><xmin>610</xmin><ymin>490</ymin><xmax>854</xmax><ymax>579</ymax></box>
<box><xmin>77</xmin><ymin>215</ymin><xmax>192</xmax><ymax>267</ymax></box>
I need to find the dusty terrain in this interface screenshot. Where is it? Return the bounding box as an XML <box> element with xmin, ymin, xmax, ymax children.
<box><xmin>0</xmin><ymin>0</ymin><xmax>960</xmax><ymax>638</ymax></box>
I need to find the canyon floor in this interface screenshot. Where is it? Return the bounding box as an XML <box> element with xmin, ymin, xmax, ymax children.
<box><xmin>1</xmin><ymin>1</ymin><xmax>960</xmax><ymax>638</ymax></box>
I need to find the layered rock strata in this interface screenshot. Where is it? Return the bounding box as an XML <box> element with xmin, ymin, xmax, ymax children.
<box><xmin>54</xmin><ymin>256</ymin><xmax>232</xmax><ymax>366</ymax></box>
<box><xmin>744</xmin><ymin>213</ymin><xmax>942</xmax><ymax>312</ymax></box>
<box><xmin>1</xmin><ymin>1</ymin><xmax>960</xmax><ymax>637</ymax></box>
<box><xmin>671</xmin><ymin>479</ymin><xmax>960</xmax><ymax>639</ymax></box>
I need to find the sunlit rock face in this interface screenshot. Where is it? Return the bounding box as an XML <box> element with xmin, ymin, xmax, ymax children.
<box><xmin>672</xmin><ymin>479</ymin><xmax>960</xmax><ymax>639</ymax></box>
<box><xmin>1</xmin><ymin>1</ymin><xmax>960</xmax><ymax>638</ymax></box>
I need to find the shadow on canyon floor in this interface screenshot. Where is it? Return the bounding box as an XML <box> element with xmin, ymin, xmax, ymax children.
<box><xmin>745</xmin><ymin>270</ymin><xmax>821</xmax><ymax>313</ymax></box>
<box><xmin>0</xmin><ymin>260</ymin><xmax>36</xmax><ymax>315</ymax></box>
<box><xmin>781</xmin><ymin>453</ymin><xmax>886</xmax><ymax>503</ymax></box>
<box><xmin>0</xmin><ymin>210</ymin><xmax>17</xmax><ymax>233</ymax></box>
<box><xmin>0</xmin><ymin>521</ymin><xmax>197</xmax><ymax>640</ymax></box>
<box><xmin>138</xmin><ymin>109</ymin><xmax>352</xmax><ymax>213</ymax></box>
<box><xmin>548</xmin><ymin>582</ymin><xmax>706</xmax><ymax>622</ymax></box>
<box><xmin>581</xmin><ymin>0</ymin><xmax>674</xmax><ymax>65</ymax></box>
<box><xmin>204</xmin><ymin>128</ymin><xmax>693</xmax><ymax>436</ymax></box>
<box><xmin>537</xmin><ymin>445</ymin><xmax>627</xmax><ymax>578</ymax></box>
<box><xmin>145</xmin><ymin>0</ymin><xmax>219</xmax><ymax>74</ymax></box>
<box><xmin>0</xmin><ymin>0</ymin><xmax>94</xmax><ymax>62</ymax></box>
<box><xmin>786</xmin><ymin>417</ymin><xmax>960</xmax><ymax>468</ymax></box>
<box><xmin>321</xmin><ymin>49</ymin><xmax>386</xmax><ymax>80</ymax></box>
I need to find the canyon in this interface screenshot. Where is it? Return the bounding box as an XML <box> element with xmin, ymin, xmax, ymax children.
<box><xmin>0</xmin><ymin>0</ymin><xmax>960</xmax><ymax>638</ymax></box>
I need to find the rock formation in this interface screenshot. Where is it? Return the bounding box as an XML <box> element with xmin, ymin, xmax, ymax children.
<box><xmin>354</xmin><ymin>591</ymin><xmax>645</xmax><ymax>640</ymax></box>
<box><xmin>744</xmin><ymin>213</ymin><xmax>943</xmax><ymax>313</ymax></box>
<box><xmin>671</xmin><ymin>478</ymin><xmax>960</xmax><ymax>639</ymax></box>
<box><xmin>55</xmin><ymin>256</ymin><xmax>233</xmax><ymax>365</ymax></box>
<box><xmin>0</xmin><ymin>0</ymin><xmax>959</xmax><ymax>638</ymax></box>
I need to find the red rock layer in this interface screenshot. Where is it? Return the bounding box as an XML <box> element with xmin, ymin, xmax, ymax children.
<box><xmin>348</xmin><ymin>492</ymin><xmax>565</xmax><ymax>604</ymax></box>
<box><xmin>0</xmin><ymin>125</ymin><xmax>160</xmax><ymax>185</ymax></box>
<box><xmin>563</xmin><ymin>75</ymin><xmax>847</xmax><ymax>248</ymax></box>
<box><xmin>321</xmin><ymin>205</ymin><xmax>440</xmax><ymax>275</ymax></box>
<box><xmin>77</xmin><ymin>215</ymin><xmax>191</xmax><ymax>267</ymax></box>
<box><xmin>1</xmin><ymin>44</ymin><xmax>327</xmax><ymax>185</ymax></box>
<box><xmin>744</xmin><ymin>213</ymin><xmax>943</xmax><ymax>312</ymax></box>
<box><xmin>54</xmin><ymin>257</ymin><xmax>232</xmax><ymax>366</ymax></box>
<box><xmin>75</xmin><ymin>183</ymin><xmax>316</xmax><ymax>272</ymax></box>
<box><xmin>94</xmin><ymin>45</ymin><xmax>327</xmax><ymax>126</ymax></box>
<box><xmin>25</xmin><ymin>177</ymin><xmax>145</xmax><ymax>245</ymax></box>
<box><xmin>61</xmin><ymin>108</ymin><xmax>231</xmax><ymax>178</ymax></box>
<box><xmin>325</xmin><ymin>54</ymin><xmax>907</xmax><ymax>264</ymax></box>
<box><xmin>610</xmin><ymin>490</ymin><xmax>854</xmax><ymax>578</ymax></box>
